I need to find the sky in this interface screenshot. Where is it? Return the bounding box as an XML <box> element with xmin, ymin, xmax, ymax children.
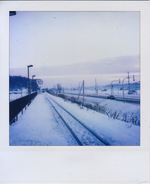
<box><xmin>10</xmin><ymin>11</ymin><xmax>140</xmax><ymax>88</ymax></box>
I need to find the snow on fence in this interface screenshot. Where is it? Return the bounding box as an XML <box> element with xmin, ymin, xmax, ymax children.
<box><xmin>9</xmin><ymin>92</ymin><xmax>37</xmax><ymax>124</ymax></box>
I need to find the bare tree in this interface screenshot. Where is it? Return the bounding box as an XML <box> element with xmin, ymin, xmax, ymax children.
<box><xmin>57</xmin><ymin>83</ymin><xmax>62</xmax><ymax>93</ymax></box>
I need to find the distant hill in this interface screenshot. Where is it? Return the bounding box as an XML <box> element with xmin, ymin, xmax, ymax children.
<box><xmin>85</xmin><ymin>82</ymin><xmax>140</xmax><ymax>91</ymax></box>
<box><xmin>103</xmin><ymin>82</ymin><xmax>140</xmax><ymax>90</ymax></box>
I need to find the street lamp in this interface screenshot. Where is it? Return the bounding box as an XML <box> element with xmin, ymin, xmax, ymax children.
<box><xmin>27</xmin><ymin>65</ymin><xmax>33</xmax><ymax>94</ymax></box>
<box><xmin>122</xmin><ymin>76</ymin><xmax>134</xmax><ymax>102</ymax></box>
<box><xmin>32</xmin><ymin>75</ymin><xmax>36</xmax><ymax>92</ymax></box>
<box><xmin>111</xmin><ymin>79</ymin><xmax>120</xmax><ymax>95</ymax></box>
<box><xmin>122</xmin><ymin>77</ymin><xmax>128</xmax><ymax>102</ymax></box>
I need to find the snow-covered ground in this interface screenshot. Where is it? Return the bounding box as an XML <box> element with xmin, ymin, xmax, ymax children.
<box><xmin>65</xmin><ymin>88</ymin><xmax>140</xmax><ymax>98</ymax></box>
<box><xmin>9</xmin><ymin>94</ymin><xmax>71</xmax><ymax>146</ymax></box>
<box><xmin>46</xmin><ymin>93</ymin><xmax>140</xmax><ymax>146</ymax></box>
<box><xmin>9</xmin><ymin>93</ymin><xmax>140</xmax><ymax>146</ymax></box>
<box><xmin>10</xmin><ymin>88</ymin><xmax>28</xmax><ymax>101</ymax></box>
<box><xmin>58</xmin><ymin>93</ymin><xmax>140</xmax><ymax>125</ymax></box>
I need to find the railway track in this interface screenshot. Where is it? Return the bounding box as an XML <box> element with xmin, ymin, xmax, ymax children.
<box><xmin>45</xmin><ymin>93</ymin><xmax>110</xmax><ymax>146</ymax></box>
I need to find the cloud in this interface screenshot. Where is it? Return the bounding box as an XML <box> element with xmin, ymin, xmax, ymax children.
<box><xmin>10</xmin><ymin>55</ymin><xmax>139</xmax><ymax>76</ymax></box>
<box><xmin>10</xmin><ymin>55</ymin><xmax>140</xmax><ymax>87</ymax></box>
<box><xmin>32</xmin><ymin>55</ymin><xmax>140</xmax><ymax>76</ymax></box>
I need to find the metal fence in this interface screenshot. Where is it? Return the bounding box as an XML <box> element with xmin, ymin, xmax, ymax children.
<box><xmin>9</xmin><ymin>92</ymin><xmax>37</xmax><ymax>124</ymax></box>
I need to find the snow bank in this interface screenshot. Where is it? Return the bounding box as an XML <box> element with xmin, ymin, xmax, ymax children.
<box><xmin>83</xmin><ymin>97</ymin><xmax>140</xmax><ymax>125</ymax></box>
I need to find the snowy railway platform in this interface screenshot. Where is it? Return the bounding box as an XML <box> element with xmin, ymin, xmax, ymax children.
<box><xmin>9</xmin><ymin>93</ymin><xmax>140</xmax><ymax>146</ymax></box>
<box><xmin>9</xmin><ymin>93</ymin><xmax>71</xmax><ymax>146</ymax></box>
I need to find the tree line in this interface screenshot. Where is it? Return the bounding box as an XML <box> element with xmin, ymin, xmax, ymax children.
<box><xmin>9</xmin><ymin>76</ymin><xmax>38</xmax><ymax>91</ymax></box>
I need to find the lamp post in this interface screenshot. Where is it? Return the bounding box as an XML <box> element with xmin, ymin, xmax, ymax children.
<box><xmin>128</xmin><ymin>72</ymin><xmax>130</xmax><ymax>93</ymax></box>
<box><xmin>27</xmin><ymin>65</ymin><xmax>33</xmax><ymax>95</ymax></box>
<box><xmin>122</xmin><ymin>75</ymin><xmax>135</xmax><ymax>101</ymax></box>
<box><xmin>111</xmin><ymin>80</ymin><xmax>120</xmax><ymax>95</ymax></box>
<box><xmin>122</xmin><ymin>77</ymin><xmax>128</xmax><ymax>102</ymax></box>
<box><xmin>32</xmin><ymin>75</ymin><xmax>36</xmax><ymax>92</ymax></box>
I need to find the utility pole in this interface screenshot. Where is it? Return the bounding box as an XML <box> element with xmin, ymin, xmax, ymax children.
<box><xmin>95</xmin><ymin>78</ymin><xmax>98</xmax><ymax>95</ymax></box>
<box><xmin>95</xmin><ymin>78</ymin><xmax>96</xmax><ymax>93</ymax></box>
<box><xmin>78</xmin><ymin>82</ymin><xmax>80</xmax><ymax>92</ymax></box>
<box><xmin>83</xmin><ymin>80</ymin><xmax>84</xmax><ymax>106</ymax></box>
<box><xmin>78</xmin><ymin>82</ymin><xmax>83</xmax><ymax>100</ymax></box>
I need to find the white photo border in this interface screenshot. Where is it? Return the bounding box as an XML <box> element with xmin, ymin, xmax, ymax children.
<box><xmin>0</xmin><ymin>1</ymin><xmax>150</xmax><ymax>183</ymax></box>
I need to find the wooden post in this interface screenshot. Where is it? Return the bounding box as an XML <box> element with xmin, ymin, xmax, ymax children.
<box><xmin>16</xmin><ymin>115</ymin><xmax>18</xmax><ymax>121</ymax></box>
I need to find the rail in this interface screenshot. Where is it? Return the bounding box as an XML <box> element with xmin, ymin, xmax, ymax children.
<box><xmin>46</xmin><ymin>93</ymin><xmax>109</xmax><ymax>146</ymax></box>
<box><xmin>9</xmin><ymin>92</ymin><xmax>37</xmax><ymax>124</ymax></box>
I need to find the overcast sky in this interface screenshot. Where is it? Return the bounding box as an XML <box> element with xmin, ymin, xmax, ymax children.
<box><xmin>10</xmin><ymin>11</ymin><xmax>140</xmax><ymax>88</ymax></box>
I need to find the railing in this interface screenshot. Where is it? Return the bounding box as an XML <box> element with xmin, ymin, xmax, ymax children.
<box><xmin>9</xmin><ymin>92</ymin><xmax>37</xmax><ymax>124</ymax></box>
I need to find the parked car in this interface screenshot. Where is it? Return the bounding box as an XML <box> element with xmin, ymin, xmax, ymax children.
<box><xmin>128</xmin><ymin>89</ymin><xmax>136</xmax><ymax>94</ymax></box>
<box><xmin>107</xmin><ymin>95</ymin><xmax>115</xmax><ymax>99</ymax></box>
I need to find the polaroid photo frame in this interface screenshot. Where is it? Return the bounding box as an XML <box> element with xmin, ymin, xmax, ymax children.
<box><xmin>0</xmin><ymin>1</ymin><xmax>150</xmax><ymax>183</ymax></box>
